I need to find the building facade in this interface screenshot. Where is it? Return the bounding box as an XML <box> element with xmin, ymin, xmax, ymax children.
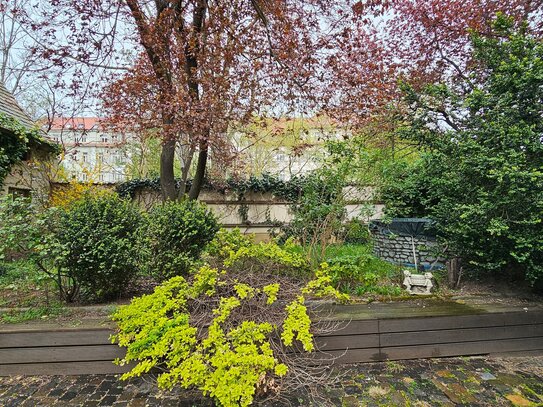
<box><xmin>0</xmin><ymin>82</ymin><xmax>56</xmax><ymax>204</ymax></box>
<box><xmin>47</xmin><ymin>118</ymin><xmax>131</xmax><ymax>183</ymax></box>
<box><xmin>229</xmin><ymin>117</ymin><xmax>347</xmax><ymax>180</ymax></box>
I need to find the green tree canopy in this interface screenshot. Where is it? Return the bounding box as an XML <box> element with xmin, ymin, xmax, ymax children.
<box><xmin>382</xmin><ymin>15</ymin><xmax>543</xmax><ymax>285</ymax></box>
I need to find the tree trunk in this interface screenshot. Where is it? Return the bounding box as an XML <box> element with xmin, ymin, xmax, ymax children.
<box><xmin>188</xmin><ymin>141</ymin><xmax>208</xmax><ymax>200</ymax></box>
<box><xmin>446</xmin><ymin>257</ymin><xmax>462</xmax><ymax>288</ymax></box>
<box><xmin>160</xmin><ymin>138</ymin><xmax>177</xmax><ymax>201</ymax></box>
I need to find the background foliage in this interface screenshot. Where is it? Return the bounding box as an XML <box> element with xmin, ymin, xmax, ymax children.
<box><xmin>381</xmin><ymin>16</ymin><xmax>543</xmax><ymax>286</ymax></box>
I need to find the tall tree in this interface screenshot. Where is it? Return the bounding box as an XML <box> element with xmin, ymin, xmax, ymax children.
<box><xmin>326</xmin><ymin>0</ymin><xmax>543</xmax><ymax>129</ymax></box>
<box><xmin>19</xmin><ymin>0</ymin><xmax>353</xmax><ymax>200</ymax></box>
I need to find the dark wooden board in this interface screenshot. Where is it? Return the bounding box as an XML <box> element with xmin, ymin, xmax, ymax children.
<box><xmin>380</xmin><ymin>324</ymin><xmax>543</xmax><ymax>347</ymax></box>
<box><xmin>310</xmin><ymin>348</ymin><xmax>381</xmax><ymax>365</ymax></box>
<box><xmin>0</xmin><ymin>345</ymin><xmax>125</xmax><ymax>364</ymax></box>
<box><xmin>379</xmin><ymin>311</ymin><xmax>543</xmax><ymax>333</ymax></box>
<box><xmin>315</xmin><ymin>320</ymin><xmax>379</xmax><ymax>337</ymax></box>
<box><xmin>315</xmin><ymin>334</ymin><xmax>379</xmax><ymax>351</ymax></box>
<box><xmin>0</xmin><ymin>329</ymin><xmax>112</xmax><ymax>348</ymax></box>
<box><xmin>0</xmin><ymin>361</ymin><xmax>132</xmax><ymax>376</ymax></box>
<box><xmin>380</xmin><ymin>336</ymin><xmax>543</xmax><ymax>361</ymax></box>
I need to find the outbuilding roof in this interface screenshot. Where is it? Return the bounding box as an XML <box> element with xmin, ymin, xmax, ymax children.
<box><xmin>0</xmin><ymin>82</ymin><xmax>34</xmax><ymax>128</ymax></box>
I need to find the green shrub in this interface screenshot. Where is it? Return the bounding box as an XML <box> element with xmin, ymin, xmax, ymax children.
<box><xmin>381</xmin><ymin>18</ymin><xmax>543</xmax><ymax>285</ymax></box>
<box><xmin>223</xmin><ymin>237</ymin><xmax>309</xmax><ymax>277</ymax></box>
<box><xmin>341</xmin><ymin>218</ymin><xmax>371</xmax><ymax>244</ymax></box>
<box><xmin>0</xmin><ymin>196</ymin><xmax>49</xmax><ymax>261</ymax></box>
<box><xmin>55</xmin><ymin>193</ymin><xmax>142</xmax><ymax>301</ymax></box>
<box><xmin>112</xmin><ymin>243</ymin><xmax>348</xmax><ymax>407</ymax></box>
<box><xmin>205</xmin><ymin>228</ymin><xmax>254</xmax><ymax>259</ymax></box>
<box><xmin>325</xmin><ymin>244</ymin><xmax>402</xmax><ymax>296</ymax></box>
<box><xmin>143</xmin><ymin>200</ymin><xmax>219</xmax><ymax>281</ymax></box>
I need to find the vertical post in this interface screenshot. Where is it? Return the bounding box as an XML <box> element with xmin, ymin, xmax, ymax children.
<box><xmin>411</xmin><ymin>235</ymin><xmax>418</xmax><ymax>270</ymax></box>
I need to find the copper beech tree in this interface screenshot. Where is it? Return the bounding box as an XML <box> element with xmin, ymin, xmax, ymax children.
<box><xmin>326</xmin><ymin>0</ymin><xmax>543</xmax><ymax>130</ymax></box>
<box><xmin>18</xmin><ymin>0</ymin><xmax>357</xmax><ymax>200</ymax></box>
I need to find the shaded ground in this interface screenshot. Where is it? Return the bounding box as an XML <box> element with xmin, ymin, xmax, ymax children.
<box><xmin>1</xmin><ymin>356</ymin><xmax>542</xmax><ymax>406</ymax></box>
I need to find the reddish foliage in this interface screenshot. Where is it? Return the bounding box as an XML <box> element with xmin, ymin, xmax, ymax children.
<box><xmin>19</xmin><ymin>0</ymin><xmax>362</xmax><ymax>198</ymax></box>
<box><xmin>326</xmin><ymin>0</ymin><xmax>543</xmax><ymax>129</ymax></box>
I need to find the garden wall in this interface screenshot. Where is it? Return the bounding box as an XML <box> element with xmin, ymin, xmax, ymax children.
<box><xmin>49</xmin><ymin>183</ymin><xmax>385</xmax><ymax>241</ymax></box>
<box><xmin>371</xmin><ymin>226</ymin><xmax>446</xmax><ymax>270</ymax></box>
<box><xmin>132</xmin><ymin>187</ymin><xmax>384</xmax><ymax>241</ymax></box>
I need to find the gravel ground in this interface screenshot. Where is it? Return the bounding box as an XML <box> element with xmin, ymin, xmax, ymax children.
<box><xmin>1</xmin><ymin>356</ymin><xmax>542</xmax><ymax>406</ymax></box>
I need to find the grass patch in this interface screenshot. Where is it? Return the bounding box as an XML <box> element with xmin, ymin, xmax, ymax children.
<box><xmin>0</xmin><ymin>303</ymin><xmax>66</xmax><ymax>324</ymax></box>
<box><xmin>0</xmin><ymin>259</ymin><xmax>59</xmax><ymax>308</ymax></box>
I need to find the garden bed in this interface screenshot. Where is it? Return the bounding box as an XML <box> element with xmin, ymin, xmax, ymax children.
<box><xmin>2</xmin><ymin>298</ymin><xmax>542</xmax><ymax>376</ymax></box>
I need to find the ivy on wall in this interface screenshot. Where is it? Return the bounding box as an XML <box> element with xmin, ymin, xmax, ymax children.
<box><xmin>116</xmin><ymin>173</ymin><xmax>310</xmax><ymax>203</ymax></box>
<box><xmin>0</xmin><ymin>113</ymin><xmax>57</xmax><ymax>187</ymax></box>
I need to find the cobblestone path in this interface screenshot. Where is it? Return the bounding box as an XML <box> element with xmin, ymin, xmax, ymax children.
<box><xmin>1</xmin><ymin>356</ymin><xmax>542</xmax><ymax>406</ymax></box>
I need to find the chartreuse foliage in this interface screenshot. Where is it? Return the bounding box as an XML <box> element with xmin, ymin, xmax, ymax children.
<box><xmin>381</xmin><ymin>15</ymin><xmax>543</xmax><ymax>285</ymax></box>
<box><xmin>112</xmin><ymin>237</ymin><xmax>347</xmax><ymax>407</ymax></box>
<box><xmin>205</xmin><ymin>228</ymin><xmax>254</xmax><ymax>259</ymax></box>
<box><xmin>223</xmin><ymin>238</ymin><xmax>308</xmax><ymax>272</ymax></box>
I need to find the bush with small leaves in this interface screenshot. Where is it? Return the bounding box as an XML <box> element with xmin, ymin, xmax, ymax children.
<box><xmin>54</xmin><ymin>193</ymin><xmax>142</xmax><ymax>301</ymax></box>
<box><xmin>143</xmin><ymin>200</ymin><xmax>219</xmax><ymax>281</ymax></box>
<box><xmin>112</xmin><ymin>239</ymin><xmax>348</xmax><ymax>407</ymax></box>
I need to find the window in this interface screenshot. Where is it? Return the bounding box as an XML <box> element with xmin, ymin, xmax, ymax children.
<box><xmin>99</xmin><ymin>174</ymin><xmax>104</xmax><ymax>182</ymax></box>
<box><xmin>8</xmin><ymin>187</ymin><xmax>31</xmax><ymax>198</ymax></box>
<box><xmin>81</xmin><ymin>173</ymin><xmax>88</xmax><ymax>181</ymax></box>
<box><xmin>111</xmin><ymin>134</ymin><xmax>118</xmax><ymax>143</ymax></box>
<box><xmin>79</xmin><ymin>134</ymin><xmax>87</xmax><ymax>143</ymax></box>
<box><xmin>275</xmin><ymin>153</ymin><xmax>287</xmax><ymax>163</ymax></box>
<box><xmin>82</xmin><ymin>152</ymin><xmax>88</xmax><ymax>163</ymax></box>
<box><xmin>101</xmin><ymin>135</ymin><xmax>108</xmax><ymax>143</ymax></box>
<box><xmin>97</xmin><ymin>152</ymin><xmax>104</xmax><ymax>163</ymax></box>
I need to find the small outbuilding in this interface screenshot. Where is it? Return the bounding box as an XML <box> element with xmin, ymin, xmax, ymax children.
<box><xmin>0</xmin><ymin>82</ymin><xmax>57</xmax><ymax>203</ymax></box>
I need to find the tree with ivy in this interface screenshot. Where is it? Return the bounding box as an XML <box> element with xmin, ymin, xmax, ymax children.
<box><xmin>383</xmin><ymin>14</ymin><xmax>543</xmax><ymax>286</ymax></box>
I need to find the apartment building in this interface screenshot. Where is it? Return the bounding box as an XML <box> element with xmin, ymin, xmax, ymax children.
<box><xmin>47</xmin><ymin>117</ymin><xmax>130</xmax><ymax>183</ymax></box>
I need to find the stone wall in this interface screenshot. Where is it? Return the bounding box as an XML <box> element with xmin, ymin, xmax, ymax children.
<box><xmin>372</xmin><ymin>228</ymin><xmax>446</xmax><ymax>270</ymax></box>
<box><xmin>1</xmin><ymin>151</ymin><xmax>53</xmax><ymax>207</ymax></box>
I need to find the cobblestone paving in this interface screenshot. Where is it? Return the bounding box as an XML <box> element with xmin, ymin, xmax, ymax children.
<box><xmin>0</xmin><ymin>356</ymin><xmax>542</xmax><ymax>406</ymax></box>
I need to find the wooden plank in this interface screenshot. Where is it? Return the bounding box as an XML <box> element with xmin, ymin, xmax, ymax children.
<box><xmin>0</xmin><ymin>361</ymin><xmax>132</xmax><ymax>376</ymax></box>
<box><xmin>315</xmin><ymin>320</ymin><xmax>379</xmax><ymax>337</ymax></box>
<box><xmin>310</xmin><ymin>348</ymin><xmax>381</xmax><ymax>365</ymax></box>
<box><xmin>0</xmin><ymin>329</ymin><xmax>112</xmax><ymax>348</ymax></box>
<box><xmin>315</xmin><ymin>334</ymin><xmax>379</xmax><ymax>351</ymax></box>
<box><xmin>0</xmin><ymin>345</ymin><xmax>125</xmax><ymax>364</ymax></box>
<box><xmin>379</xmin><ymin>311</ymin><xmax>543</xmax><ymax>333</ymax></box>
<box><xmin>380</xmin><ymin>337</ymin><xmax>543</xmax><ymax>361</ymax></box>
<box><xmin>489</xmin><ymin>350</ymin><xmax>543</xmax><ymax>358</ymax></box>
<box><xmin>380</xmin><ymin>324</ymin><xmax>543</xmax><ymax>347</ymax></box>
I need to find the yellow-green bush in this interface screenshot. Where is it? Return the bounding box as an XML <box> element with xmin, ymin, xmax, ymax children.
<box><xmin>112</xmin><ymin>238</ymin><xmax>348</xmax><ymax>407</ymax></box>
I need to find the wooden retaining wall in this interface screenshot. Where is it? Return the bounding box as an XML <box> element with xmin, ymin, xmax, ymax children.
<box><xmin>1</xmin><ymin>309</ymin><xmax>542</xmax><ymax>375</ymax></box>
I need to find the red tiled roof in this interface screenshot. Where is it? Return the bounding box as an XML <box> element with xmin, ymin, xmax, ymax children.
<box><xmin>49</xmin><ymin>117</ymin><xmax>104</xmax><ymax>131</ymax></box>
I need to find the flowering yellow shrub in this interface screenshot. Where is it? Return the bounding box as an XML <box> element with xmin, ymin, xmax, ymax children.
<box><xmin>49</xmin><ymin>169</ymin><xmax>110</xmax><ymax>208</ymax></box>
